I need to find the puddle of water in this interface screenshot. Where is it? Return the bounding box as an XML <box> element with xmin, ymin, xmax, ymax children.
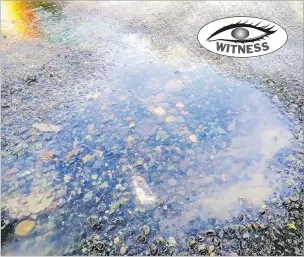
<box><xmin>1</xmin><ymin>2</ymin><xmax>298</xmax><ymax>255</ymax></box>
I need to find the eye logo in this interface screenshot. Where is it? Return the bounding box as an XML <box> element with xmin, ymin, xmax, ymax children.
<box><xmin>198</xmin><ymin>17</ymin><xmax>287</xmax><ymax>57</ymax></box>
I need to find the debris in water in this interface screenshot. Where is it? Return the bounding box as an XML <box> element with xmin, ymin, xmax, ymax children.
<box><xmin>132</xmin><ymin>176</ymin><xmax>156</xmax><ymax>206</ymax></box>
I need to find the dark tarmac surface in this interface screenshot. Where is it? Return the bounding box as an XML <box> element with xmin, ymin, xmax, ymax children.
<box><xmin>1</xmin><ymin>1</ymin><xmax>303</xmax><ymax>256</ymax></box>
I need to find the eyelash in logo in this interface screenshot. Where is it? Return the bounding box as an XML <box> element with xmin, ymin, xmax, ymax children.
<box><xmin>207</xmin><ymin>21</ymin><xmax>277</xmax><ymax>43</ymax></box>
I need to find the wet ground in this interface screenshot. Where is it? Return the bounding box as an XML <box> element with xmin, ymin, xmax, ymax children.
<box><xmin>1</xmin><ymin>1</ymin><xmax>303</xmax><ymax>256</ymax></box>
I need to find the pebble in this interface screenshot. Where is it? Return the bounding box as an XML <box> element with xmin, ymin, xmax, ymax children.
<box><xmin>88</xmin><ymin>124</ymin><xmax>94</xmax><ymax>132</ymax></box>
<box><xmin>66</xmin><ymin>149</ymin><xmax>79</xmax><ymax>161</ymax></box>
<box><xmin>198</xmin><ymin>243</ymin><xmax>206</xmax><ymax>253</ymax></box>
<box><xmin>97</xmin><ymin>203</ymin><xmax>106</xmax><ymax>211</ymax></box>
<box><xmin>188</xmin><ymin>135</ymin><xmax>197</xmax><ymax>143</ymax></box>
<box><xmin>64</xmin><ymin>174</ymin><xmax>72</xmax><ymax>183</ymax></box>
<box><xmin>114</xmin><ymin>235</ymin><xmax>120</xmax><ymax>244</ymax></box>
<box><xmin>83</xmin><ymin>191</ymin><xmax>93</xmax><ymax>202</ymax></box>
<box><xmin>149</xmin><ymin>243</ymin><xmax>158</xmax><ymax>255</ymax></box>
<box><xmin>238</xmin><ymin>213</ymin><xmax>245</xmax><ymax>221</ymax></box>
<box><xmin>15</xmin><ymin>220</ymin><xmax>36</xmax><ymax>236</ymax></box>
<box><xmin>212</xmin><ymin>237</ymin><xmax>220</xmax><ymax>246</ymax></box>
<box><xmin>136</xmin><ymin>234</ymin><xmax>147</xmax><ymax>243</ymax></box>
<box><xmin>137</xmin><ymin>158</ymin><xmax>144</xmax><ymax>166</ymax></box>
<box><xmin>155</xmin><ymin>236</ymin><xmax>165</xmax><ymax>245</ymax></box>
<box><xmin>154</xmin><ymin>106</ymin><xmax>166</xmax><ymax>116</ymax></box>
<box><xmin>175</xmin><ymin>102</ymin><xmax>185</xmax><ymax>108</ymax></box>
<box><xmin>87</xmin><ymin>215</ymin><xmax>100</xmax><ymax>227</ymax></box>
<box><xmin>227</xmin><ymin>120</ymin><xmax>236</xmax><ymax>131</ymax></box>
<box><xmin>287</xmin><ymin>223</ymin><xmax>297</xmax><ymax>230</ymax></box>
<box><xmin>215</xmin><ymin>127</ymin><xmax>227</xmax><ymax>135</ymax></box>
<box><xmin>140</xmin><ymin>225</ymin><xmax>151</xmax><ymax>235</ymax></box>
<box><xmin>165</xmin><ymin>116</ymin><xmax>176</xmax><ymax>123</ymax></box>
<box><xmin>32</xmin><ymin>123</ymin><xmax>61</xmax><ymax>133</ymax></box>
<box><xmin>208</xmin><ymin>245</ymin><xmax>215</xmax><ymax>254</ymax></box>
<box><xmin>91</xmin><ymin>174</ymin><xmax>98</xmax><ymax>180</ymax></box>
<box><xmin>120</xmin><ymin>245</ymin><xmax>128</xmax><ymax>255</ymax></box>
<box><xmin>206</xmin><ymin>229</ymin><xmax>216</xmax><ymax>236</ymax></box>
<box><xmin>217</xmin><ymin>228</ymin><xmax>224</xmax><ymax>238</ymax></box>
<box><xmin>221</xmin><ymin>173</ymin><xmax>228</xmax><ymax>182</ymax></box>
<box><xmin>82</xmin><ymin>154</ymin><xmax>93</xmax><ymax>163</ymax></box>
<box><xmin>156</xmin><ymin>130</ymin><xmax>169</xmax><ymax>141</ymax></box>
<box><xmin>168</xmin><ymin>178</ymin><xmax>177</xmax><ymax>186</ymax></box>
<box><xmin>242</xmin><ymin>232</ymin><xmax>250</xmax><ymax>239</ymax></box>
<box><xmin>40</xmin><ymin>152</ymin><xmax>53</xmax><ymax>162</ymax></box>
<box><xmin>129</xmin><ymin>122</ymin><xmax>135</xmax><ymax>128</ymax></box>
<box><xmin>6</xmin><ymin>168</ymin><xmax>19</xmax><ymax>176</ymax></box>
<box><xmin>126</xmin><ymin>135</ymin><xmax>135</xmax><ymax>143</ymax></box>
<box><xmin>85</xmin><ymin>135</ymin><xmax>92</xmax><ymax>141</ymax></box>
<box><xmin>166</xmin><ymin>237</ymin><xmax>177</xmax><ymax>247</ymax></box>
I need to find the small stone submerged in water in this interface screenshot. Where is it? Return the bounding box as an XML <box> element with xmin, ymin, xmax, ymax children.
<box><xmin>149</xmin><ymin>243</ymin><xmax>158</xmax><ymax>256</ymax></box>
<box><xmin>137</xmin><ymin>158</ymin><xmax>144</xmax><ymax>166</ymax></box>
<box><xmin>40</xmin><ymin>151</ymin><xmax>53</xmax><ymax>162</ymax></box>
<box><xmin>168</xmin><ymin>178</ymin><xmax>177</xmax><ymax>186</ymax></box>
<box><xmin>15</xmin><ymin>220</ymin><xmax>36</xmax><ymax>236</ymax></box>
<box><xmin>111</xmin><ymin>217</ymin><xmax>124</xmax><ymax>224</ymax></box>
<box><xmin>97</xmin><ymin>202</ymin><xmax>106</xmax><ymax>212</ymax></box>
<box><xmin>165</xmin><ymin>116</ymin><xmax>176</xmax><ymax>123</ymax></box>
<box><xmin>120</xmin><ymin>245</ymin><xmax>128</xmax><ymax>255</ymax></box>
<box><xmin>197</xmin><ymin>243</ymin><xmax>206</xmax><ymax>254</ymax></box>
<box><xmin>175</xmin><ymin>102</ymin><xmax>185</xmax><ymax>108</ymax></box>
<box><xmin>188</xmin><ymin>236</ymin><xmax>196</xmax><ymax>249</ymax></box>
<box><xmin>154</xmin><ymin>106</ymin><xmax>166</xmax><ymax>116</ymax></box>
<box><xmin>166</xmin><ymin>237</ymin><xmax>177</xmax><ymax>247</ymax></box>
<box><xmin>188</xmin><ymin>135</ymin><xmax>197</xmax><ymax>143</ymax></box>
<box><xmin>32</xmin><ymin>123</ymin><xmax>61</xmax><ymax>133</ymax></box>
<box><xmin>140</xmin><ymin>225</ymin><xmax>151</xmax><ymax>235</ymax></box>
<box><xmin>156</xmin><ymin>129</ymin><xmax>169</xmax><ymax>141</ymax></box>
<box><xmin>136</xmin><ymin>234</ymin><xmax>147</xmax><ymax>243</ymax></box>
<box><xmin>87</xmin><ymin>215</ymin><xmax>101</xmax><ymax>228</ymax></box>
<box><xmin>113</xmin><ymin>235</ymin><xmax>120</xmax><ymax>244</ymax></box>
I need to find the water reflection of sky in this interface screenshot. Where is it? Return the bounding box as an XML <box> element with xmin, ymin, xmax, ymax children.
<box><xmin>1</xmin><ymin>1</ymin><xmax>297</xmax><ymax>255</ymax></box>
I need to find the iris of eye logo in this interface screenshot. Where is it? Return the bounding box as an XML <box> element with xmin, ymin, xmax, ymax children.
<box><xmin>207</xmin><ymin>21</ymin><xmax>276</xmax><ymax>43</ymax></box>
<box><xmin>198</xmin><ymin>17</ymin><xmax>287</xmax><ymax>57</ymax></box>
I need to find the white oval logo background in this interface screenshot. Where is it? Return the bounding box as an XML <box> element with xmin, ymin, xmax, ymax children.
<box><xmin>198</xmin><ymin>17</ymin><xmax>288</xmax><ymax>58</ymax></box>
